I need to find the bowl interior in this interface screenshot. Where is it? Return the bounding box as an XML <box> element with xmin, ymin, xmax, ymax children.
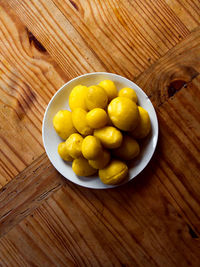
<box><xmin>42</xmin><ymin>72</ymin><xmax>158</xmax><ymax>189</ymax></box>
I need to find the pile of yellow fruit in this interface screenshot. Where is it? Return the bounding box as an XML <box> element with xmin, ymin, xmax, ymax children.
<box><xmin>53</xmin><ymin>80</ymin><xmax>151</xmax><ymax>185</ymax></box>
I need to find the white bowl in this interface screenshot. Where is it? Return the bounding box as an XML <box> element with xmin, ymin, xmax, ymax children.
<box><xmin>42</xmin><ymin>72</ymin><xmax>158</xmax><ymax>189</ymax></box>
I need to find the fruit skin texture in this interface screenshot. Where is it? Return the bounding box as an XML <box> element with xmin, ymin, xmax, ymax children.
<box><xmin>72</xmin><ymin>158</ymin><xmax>97</xmax><ymax>176</ymax></box>
<box><xmin>99</xmin><ymin>160</ymin><xmax>128</xmax><ymax>185</ymax></box>
<box><xmin>131</xmin><ymin>106</ymin><xmax>151</xmax><ymax>139</ymax></box>
<box><xmin>94</xmin><ymin>126</ymin><xmax>123</xmax><ymax>149</ymax></box>
<box><xmin>69</xmin><ymin>85</ymin><xmax>88</xmax><ymax>111</ymax></box>
<box><xmin>72</xmin><ymin>108</ymin><xmax>93</xmax><ymax>136</ymax></box>
<box><xmin>86</xmin><ymin>108</ymin><xmax>108</xmax><ymax>129</ymax></box>
<box><xmin>85</xmin><ymin>85</ymin><xmax>108</xmax><ymax>110</ymax></box>
<box><xmin>82</xmin><ymin>135</ymin><xmax>103</xmax><ymax>160</ymax></box>
<box><xmin>58</xmin><ymin>142</ymin><xmax>73</xmax><ymax>161</ymax></box>
<box><xmin>53</xmin><ymin>110</ymin><xmax>77</xmax><ymax>140</ymax></box>
<box><xmin>118</xmin><ymin>87</ymin><xmax>138</xmax><ymax>103</ymax></box>
<box><xmin>113</xmin><ymin>135</ymin><xmax>140</xmax><ymax>160</ymax></box>
<box><xmin>89</xmin><ymin>149</ymin><xmax>110</xmax><ymax>169</ymax></box>
<box><xmin>98</xmin><ymin>80</ymin><xmax>118</xmax><ymax>101</ymax></box>
<box><xmin>65</xmin><ymin>133</ymin><xmax>83</xmax><ymax>159</ymax></box>
<box><xmin>108</xmin><ymin>97</ymin><xmax>139</xmax><ymax>131</ymax></box>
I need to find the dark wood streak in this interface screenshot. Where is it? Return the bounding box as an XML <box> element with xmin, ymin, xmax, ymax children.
<box><xmin>187</xmin><ymin>224</ymin><xmax>199</xmax><ymax>239</ymax></box>
<box><xmin>168</xmin><ymin>80</ymin><xmax>187</xmax><ymax>97</ymax></box>
<box><xmin>69</xmin><ymin>0</ymin><xmax>78</xmax><ymax>11</ymax></box>
<box><xmin>26</xmin><ymin>28</ymin><xmax>47</xmax><ymax>52</ymax></box>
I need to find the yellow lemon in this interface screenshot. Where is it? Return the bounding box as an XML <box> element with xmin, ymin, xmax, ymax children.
<box><xmin>113</xmin><ymin>135</ymin><xmax>140</xmax><ymax>160</ymax></box>
<box><xmin>72</xmin><ymin>108</ymin><xmax>93</xmax><ymax>136</ymax></box>
<box><xmin>89</xmin><ymin>149</ymin><xmax>110</xmax><ymax>169</ymax></box>
<box><xmin>58</xmin><ymin>142</ymin><xmax>73</xmax><ymax>161</ymax></box>
<box><xmin>72</xmin><ymin>157</ymin><xmax>97</xmax><ymax>176</ymax></box>
<box><xmin>85</xmin><ymin>85</ymin><xmax>108</xmax><ymax>110</ymax></box>
<box><xmin>65</xmin><ymin>133</ymin><xmax>83</xmax><ymax>159</ymax></box>
<box><xmin>53</xmin><ymin>110</ymin><xmax>77</xmax><ymax>140</ymax></box>
<box><xmin>118</xmin><ymin>87</ymin><xmax>138</xmax><ymax>103</ymax></box>
<box><xmin>99</xmin><ymin>160</ymin><xmax>128</xmax><ymax>185</ymax></box>
<box><xmin>86</xmin><ymin>108</ymin><xmax>108</xmax><ymax>129</ymax></box>
<box><xmin>94</xmin><ymin>126</ymin><xmax>122</xmax><ymax>149</ymax></box>
<box><xmin>69</xmin><ymin>85</ymin><xmax>88</xmax><ymax>111</ymax></box>
<box><xmin>82</xmin><ymin>135</ymin><xmax>103</xmax><ymax>160</ymax></box>
<box><xmin>131</xmin><ymin>106</ymin><xmax>151</xmax><ymax>139</ymax></box>
<box><xmin>99</xmin><ymin>80</ymin><xmax>118</xmax><ymax>101</ymax></box>
<box><xmin>108</xmin><ymin>97</ymin><xmax>139</xmax><ymax>131</ymax></box>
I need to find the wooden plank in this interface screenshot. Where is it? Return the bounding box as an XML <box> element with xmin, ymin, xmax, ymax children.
<box><xmin>6</xmin><ymin>0</ymin><xmax>106</xmax><ymax>76</ymax></box>
<box><xmin>165</xmin><ymin>0</ymin><xmax>200</xmax><ymax>31</ymax></box>
<box><xmin>0</xmin><ymin>224</ymin><xmax>76</xmax><ymax>266</ymax></box>
<box><xmin>0</xmin><ymin>153</ymin><xmax>65</xmax><ymax>238</ymax></box>
<box><xmin>135</xmin><ymin>26</ymin><xmax>200</xmax><ymax>105</ymax></box>
<box><xmin>6</xmin><ymin>0</ymin><xmax>190</xmax><ymax>80</ymax></box>
<box><xmin>0</xmin><ymin>3</ymin><xmax>67</xmax><ymax>188</ymax></box>
<box><xmin>0</xmin><ymin>157</ymin><xmax>199</xmax><ymax>266</ymax></box>
<box><xmin>155</xmin><ymin>85</ymin><xmax>200</xmax><ymax>232</ymax></box>
<box><xmin>52</xmin><ymin>0</ymin><xmax>190</xmax><ymax>78</ymax></box>
<box><xmin>135</xmin><ymin>27</ymin><xmax>200</xmax><ymax>233</ymax></box>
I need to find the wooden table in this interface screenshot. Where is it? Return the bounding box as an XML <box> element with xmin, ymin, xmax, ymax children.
<box><xmin>0</xmin><ymin>0</ymin><xmax>200</xmax><ymax>266</ymax></box>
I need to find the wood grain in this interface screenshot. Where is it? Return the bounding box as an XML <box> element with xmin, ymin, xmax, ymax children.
<box><xmin>52</xmin><ymin>0</ymin><xmax>190</xmax><ymax>78</ymax></box>
<box><xmin>0</xmin><ymin>0</ymin><xmax>200</xmax><ymax>266</ymax></box>
<box><xmin>6</xmin><ymin>0</ymin><xmax>106</xmax><ymax>76</ymax></box>
<box><xmin>136</xmin><ymin>28</ymin><xmax>200</xmax><ymax>233</ymax></box>
<box><xmin>0</xmin><ymin>2</ymin><xmax>66</xmax><ymax>188</ymax></box>
<box><xmin>0</xmin><ymin>26</ymin><xmax>200</xmax><ymax>265</ymax></box>
<box><xmin>0</xmin><ymin>0</ymin><xmax>192</xmax><ymax>188</ymax></box>
<box><xmin>0</xmin><ymin>153</ymin><xmax>65</xmax><ymax>238</ymax></box>
<box><xmin>135</xmin><ymin>27</ymin><xmax>200</xmax><ymax>106</ymax></box>
<box><xmin>165</xmin><ymin>0</ymin><xmax>200</xmax><ymax>31</ymax></box>
<box><xmin>6</xmin><ymin>0</ymin><xmax>191</xmax><ymax>79</ymax></box>
<box><xmin>0</xmin><ymin>157</ymin><xmax>199</xmax><ymax>266</ymax></box>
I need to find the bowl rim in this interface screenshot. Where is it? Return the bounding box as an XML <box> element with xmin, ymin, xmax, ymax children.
<box><xmin>42</xmin><ymin>72</ymin><xmax>159</xmax><ymax>189</ymax></box>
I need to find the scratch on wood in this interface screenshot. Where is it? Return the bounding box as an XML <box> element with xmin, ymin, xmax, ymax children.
<box><xmin>1</xmin><ymin>209</ymin><xmax>13</xmax><ymax>220</ymax></box>
<box><xmin>37</xmin><ymin>185</ymin><xmax>60</xmax><ymax>201</ymax></box>
<box><xmin>20</xmin><ymin>209</ymin><xmax>29</xmax><ymax>215</ymax></box>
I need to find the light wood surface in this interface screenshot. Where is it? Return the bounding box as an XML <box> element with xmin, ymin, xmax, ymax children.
<box><xmin>0</xmin><ymin>0</ymin><xmax>200</xmax><ymax>266</ymax></box>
